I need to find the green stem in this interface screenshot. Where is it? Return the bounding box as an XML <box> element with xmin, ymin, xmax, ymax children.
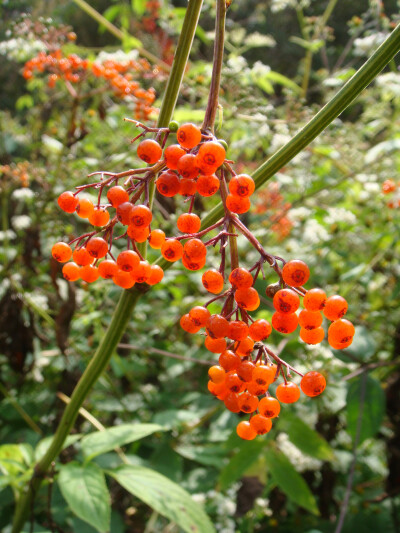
<box><xmin>11</xmin><ymin>1</ymin><xmax>204</xmax><ymax>530</ymax></box>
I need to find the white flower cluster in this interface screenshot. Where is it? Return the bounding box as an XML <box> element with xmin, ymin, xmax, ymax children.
<box><xmin>192</xmin><ymin>485</ymin><xmax>242</xmax><ymax>533</ymax></box>
<box><xmin>0</xmin><ymin>229</ymin><xmax>17</xmax><ymax>241</ymax></box>
<box><xmin>324</xmin><ymin>207</ymin><xmax>357</xmax><ymax>225</ymax></box>
<box><xmin>12</xmin><ymin>188</ymin><xmax>35</xmax><ymax>200</ymax></box>
<box><xmin>0</xmin><ymin>37</ymin><xmax>46</xmax><ymax>62</ymax></box>
<box><xmin>277</xmin><ymin>432</ymin><xmax>323</xmax><ymax>472</ymax></box>
<box><xmin>95</xmin><ymin>49</ymin><xmax>139</xmax><ymax>64</ymax></box>
<box><xmin>270</xmin><ymin>0</ymin><xmax>310</xmax><ymax>13</ymax></box>
<box><xmin>375</xmin><ymin>72</ymin><xmax>400</xmax><ymax>97</ymax></box>
<box><xmin>11</xmin><ymin>215</ymin><xmax>31</xmax><ymax>231</ymax></box>
<box><xmin>354</xmin><ymin>32</ymin><xmax>388</xmax><ymax>57</ymax></box>
<box><xmin>302</xmin><ymin>218</ymin><xmax>330</xmax><ymax>245</ymax></box>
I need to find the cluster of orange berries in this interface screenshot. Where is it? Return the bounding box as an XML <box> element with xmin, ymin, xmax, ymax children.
<box><xmin>255</xmin><ymin>183</ymin><xmax>293</xmax><ymax>240</ymax></box>
<box><xmin>382</xmin><ymin>179</ymin><xmax>400</xmax><ymax>208</ymax></box>
<box><xmin>53</xmin><ymin>120</ymin><xmax>353</xmax><ymax>440</ymax></box>
<box><xmin>23</xmin><ymin>50</ymin><xmax>157</xmax><ymax>120</ymax></box>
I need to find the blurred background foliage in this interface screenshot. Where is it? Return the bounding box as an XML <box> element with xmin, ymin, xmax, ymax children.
<box><xmin>1</xmin><ymin>0</ymin><xmax>400</xmax><ymax>532</ymax></box>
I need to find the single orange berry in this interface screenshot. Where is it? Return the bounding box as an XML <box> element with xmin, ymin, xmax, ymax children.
<box><xmin>328</xmin><ymin>318</ymin><xmax>355</xmax><ymax>344</ymax></box>
<box><xmin>271</xmin><ymin>312</ymin><xmax>298</xmax><ymax>334</ymax></box>
<box><xmin>161</xmin><ymin>239</ymin><xmax>183</xmax><ymax>262</ymax></box>
<box><xmin>116</xmin><ymin>202</ymin><xmax>133</xmax><ymax>225</ymax></box>
<box><xmin>107</xmin><ymin>186</ymin><xmax>129</xmax><ymax>207</ymax></box>
<box><xmin>127</xmin><ymin>225</ymin><xmax>150</xmax><ymax>243</ymax></box>
<box><xmin>182</xmin><ymin>253</ymin><xmax>206</xmax><ymax>271</ymax></box>
<box><xmin>156</xmin><ymin>171</ymin><xmax>181</xmax><ymax>197</ymax></box>
<box><xmin>225</xmin><ymin>373</ymin><xmax>245</xmax><ymax>393</ymax></box>
<box><xmin>52</xmin><ymin>242</ymin><xmax>72</xmax><ymax>262</ymax></box>
<box><xmin>117</xmin><ymin>250</ymin><xmax>140</xmax><ymax>272</ymax></box>
<box><xmin>234</xmin><ymin>287</ymin><xmax>260</xmax><ymax>311</ymax></box>
<box><xmin>131</xmin><ymin>261</ymin><xmax>152</xmax><ymax>283</ymax></box>
<box><xmin>183</xmin><ymin>238</ymin><xmax>207</xmax><ymax>260</ymax></box>
<box><xmin>228</xmin><ymin>320</ymin><xmax>249</xmax><ymax>341</ymax></box>
<box><xmin>137</xmin><ymin>138</ymin><xmax>162</xmax><ymax>164</ymax></box>
<box><xmin>177</xmin><ymin>213</ymin><xmax>201</xmax><ymax>234</ymax></box>
<box><xmin>219</xmin><ymin>350</ymin><xmax>241</xmax><ymax>371</ymax></box>
<box><xmin>113</xmin><ymin>269</ymin><xmax>135</xmax><ymax>289</ymax></box>
<box><xmin>300</xmin><ymin>327</ymin><xmax>325</xmax><ymax>344</ymax></box>
<box><xmin>238</xmin><ymin>392</ymin><xmax>259</xmax><ymax>413</ymax></box>
<box><xmin>147</xmin><ymin>265</ymin><xmax>164</xmax><ymax>285</ymax></box>
<box><xmin>98</xmin><ymin>260</ymin><xmax>118</xmax><ymax>279</ymax></box>
<box><xmin>303</xmin><ymin>288</ymin><xmax>327</xmax><ymax>311</ymax></box>
<box><xmin>177</xmin><ymin>153</ymin><xmax>199</xmax><ymax>179</ymax></box>
<box><xmin>250</xmin><ymin>414</ymin><xmax>272</xmax><ymax>435</ymax></box>
<box><xmin>298</xmin><ymin>309</ymin><xmax>323</xmax><ymax>329</ymax></box>
<box><xmin>176</xmin><ymin>123</ymin><xmax>202</xmax><ymax>149</ymax></box>
<box><xmin>62</xmin><ymin>262</ymin><xmax>80</xmax><ymax>281</ymax></box>
<box><xmin>276</xmin><ymin>382</ymin><xmax>300</xmax><ymax>404</ymax></box>
<box><xmin>80</xmin><ymin>265</ymin><xmax>100</xmax><ymax>283</ymax></box>
<box><xmin>202</xmin><ymin>269</ymin><xmax>224</xmax><ymax>294</ymax></box>
<box><xmin>208</xmin><ymin>365</ymin><xmax>226</xmax><ymax>384</ymax></box>
<box><xmin>323</xmin><ymin>295</ymin><xmax>348</xmax><ymax>321</ymax></box>
<box><xmin>252</xmin><ymin>365</ymin><xmax>276</xmax><ymax>387</ymax></box>
<box><xmin>236</xmin><ymin>420</ymin><xmax>257</xmax><ymax>440</ymax></box>
<box><xmin>57</xmin><ymin>191</ymin><xmax>79</xmax><ymax>213</ymax></box>
<box><xmin>205</xmin><ymin>336</ymin><xmax>227</xmax><ymax>354</ymax></box>
<box><xmin>206</xmin><ymin>314</ymin><xmax>229</xmax><ymax>339</ymax></box>
<box><xmin>228</xmin><ymin>174</ymin><xmax>255</xmax><ymax>198</ymax></box>
<box><xmin>179</xmin><ymin>178</ymin><xmax>197</xmax><ymax>196</ymax></box>
<box><xmin>76</xmin><ymin>197</ymin><xmax>94</xmax><ymax>218</ymax></box>
<box><xmin>130</xmin><ymin>204</ymin><xmax>152</xmax><ymax>227</ymax></box>
<box><xmin>328</xmin><ymin>337</ymin><xmax>353</xmax><ymax>350</ymax></box>
<box><xmin>164</xmin><ymin>144</ymin><xmax>186</xmax><ymax>170</ymax></box>
<box><xmin>248</xmin><ymin>319</ymin><xmax>272</xmax><ymax>341</ymax></box>
<box><xmin>196</xmin><ymin>174</ymin><xmax>220</xmax><ymax>197</ymax></box>
<box><xmin>72</xmin><ymin>247</ymin><xmax>93</xmax><ymax>266</ymax></box>
<box><xmin>226</xmin><ymin>194</ymin><xmax>251</xmax><ymax>214</ymax></box>
<box><xmin>86</xmin><ymin>237</ymin><xmax>108</xmax><ymax>258</ymax></box>
<box><xmin>229</xmin><ymin>268</ymin><xmax>253</xmax><ymax>289</ymax></box>
<box><xmin>237</xmin><ymin>360</ymin><xmax>256</xmax><ymax>382</ymax></box>
<box><xmin>180</xmin><ymin>314</ymin><xmax>201</xmax><ymax>333</ymax></box>
<box><xmin>88</xmin><ymin>207</ymin><xmax>110</xmax><ymax>227</ymax></box>
<box><xmin>148</xmin><ymin>229</ymin><xmax>166</xmax><ymax>249</ymax></box>
<box><xmin>282</xmin><ymin>260</ymin><xmax>310</xmax><ymax>287</ymax></box>
<box><xmin>258</xmin><ymin>396</ymin><xmax>281</xmax><ymax>418</ymax></box>
<box><xmin>224</xmin><ymin>392</ymin><xmax>241</xmax><ymax>413</ymax></box>
<box><xmin>234</xmin><ymin>336</ymin><xmax>255</xmax><ymax>357</ymax></box>
<box><xmin>189</xmin><ymin>306</ymin><xmax>211</xmax><ymax>327</ymax></box>
<box><xmin>208</xmin><ymin>380</ymin><xmax>227</xmax><ymax>398</ymax></box>
<box><xmin>273</xmin><ymin>288</ymin><xmax>300</xmax><ymax>314</ymax></box>
<box><xmin>246</xmin><ymin>381</ymin><xmax>269</xmax><ymax>396</ymax></box>
<box><xmin>197</xmin><ymin>141</ymin><xmax>226</xmax><ymax>169</ymax></box>
<box><xmin>300</xmin><ymin>371</ymin><xmax>326</xmax><ymax>397</ymax></box>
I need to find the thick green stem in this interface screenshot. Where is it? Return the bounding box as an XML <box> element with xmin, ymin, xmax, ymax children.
<box><xmin>11</xmin><ymin>1</ymin><xmax>203</xmax><ymax>531</ymax></box>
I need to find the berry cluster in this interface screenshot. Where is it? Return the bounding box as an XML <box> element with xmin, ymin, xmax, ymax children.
<box><xmin>382</xmin><ymin>179</ymin><xmax>400</xmax><ymax>208</ymax></box>
<box><xmin>254</xmin><ymin>183</ymin><xmax>293</xmax><ymax>240</ymax></box>
<box><xmin>53</xmin><ymin>121</ymin><xmax>354</xmax><ymax>440</ymax></box>
<box><xmin>23</xmin><ymin>50</ymin><xmax>156</xmax><ymax>120</ymax></box>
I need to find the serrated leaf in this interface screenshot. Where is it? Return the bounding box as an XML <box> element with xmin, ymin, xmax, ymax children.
<box><xmin>264</xmin><ymin>446</ymin><xmax>319</xmax><ymax>515</ymax></box>
<box><xmin>81</xmin><ymin>423</ymin><xmax>166</xmax><ymax>459</ymax></box>
<box><xmin>219</xmin><ymin>440</ymin><xmax>266</xmax><ymax>490</ymax></box>
<box><xmin>58</xmin><ymin>462</ymin><xmax>110</xmax><ymax>533</ymax></box>
<box><xmin>109</xmin><ymin>465</ymin><xmax>215</xmax><ymax>533</ymax></box>
<box><xmin>346</xmin><ymin>374</ymin><xmax>385</xmax><ymax>445</ymax></box>
<box><xmin>35</xmin><ymin>435</ymin><xmax>82</xmax><ymax>462</ymax></box>
<box><xmin>279</xmin><ymin>414</ymin><xmax>334</xmax><ymax>461</ymax></box>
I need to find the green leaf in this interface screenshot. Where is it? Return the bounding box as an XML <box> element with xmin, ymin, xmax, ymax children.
<box><xmin>266</xmin><ymin>71</ymin><xmax>302</xmax><ymax>94</ymax></box>
<box><xmin>346</xmin><ymin>374</ymin><xmax>385</xmax><ymax>445</ymax></box>
<box><xmin>81</xmin><ymin>423</ymin><xmax>166</xmax><ymax>459</ymax></box>
<box><xmin>175</xmin><ymin>444</ymin><xmax>226</xmax><ymax>468</ymax></box>
<box><xmin>109</xmin><ymin>465</ymin><xmax>215</xmax><ymax>533</ymax></box>
<box><xmin>219</xmin><ymin>440</ymin><xmax>266</xmax><ymax>490</ymax></box>
<box><xmin>58</xmin><ymin>462</ymin><xmax>110</xmax><ymax>533</ymax></box>
<box><xmin>131</xmin><ymin>0</ymin><xmax>146</xmax><ymax>16</ymax></box>
<box><xmin>279</xmin><ymin>413</ymin><xmax>334</xmax><ymax>461</ymax></box>
<box><xmin>35</xmin><ymin>435</ymin><xmax>82</xmax><ymax>462</ymax></box>
<box><xmin>264</xmin><ymin>446</ymin><xmax>319</xmax><ymax>515</ymax></box>
<box><xmin>0</xmin><ymin>445</ymin><xmax>28</xmax><ymax>477</ymax></box>
<box><xmin>290</xmin><ymin>36</ymin><xmax>324</xmax><ymax>52</ymax></box>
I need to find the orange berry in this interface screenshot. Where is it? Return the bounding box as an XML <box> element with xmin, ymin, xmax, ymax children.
<box><xmin>116</xmin><ymin>202</ymin><xmax>133</xmax><ymax>225</ymax></box>
<box><xmin>57</xmin><ymin>191</ymin><xmax>78</xmax><ymax>213</ymax></box>
<box><xmin>52</xmin><ymin>242</ymin><xmax>72</xmax><ymax>262</ymax></box>
<box><xmin>303</xmin><ymin>288</ymin><xmax>327</xmax><ymax>311</ymax></box>
<box><xmin>177</xmin><ymin>154</ymin><xmax>199</xmax><ymax>179</ymax></box>
<box><xmin>234</xmin><ymin>287</ymin><xmax>260</xmax><ymax>311</ymax></box>
<box><xmin>300</xmin><ymin>327</ymin><xmax>325</xmax><ymax>344</ymax></box>
<box><xmin>236</xmin><ymin>420</ymin><xmax>257</xmax><ymax>440</ymax></box>
<box><xmin>177</xmin><ymin>213</ymin><xmax>201</xmax><ymax>234</ymax></box>
<box><xmin>183</xmin><ymin>238</ymin><xmax>207</xmax><ymax>260</ymax></box>
<box><xmin>86</xmin><ymin>237</ymin><xmax>108</xmax><ymax>258</ymax></box>
<box><xmin>208</xmin><ymin>380</ymin><xmax>227</xmax><ymax>397</ymax></box>
<box><xmin>148</xmin><ymin>229</ymin><xmax>166</xmax><ymax>249</ymax></box>
<box><xmin>164</xmin><ymin>144</ymin><xmax>186</xmax><ymax>170</ymax></box>
<box><xmin>180</xmin><ymin>314</ymin><xmax>201</xmax><ymax>333</ymax></box>
<box><xmin>129</xmin><ymin>204</ymin><xmax>152</xmax><ymax>227</ymax></box>
<box><xmin>197</xmin><ymin>141</ymin><xmax>226</xmax><ymax>169</ymax></box>
<box><xmin>62</xmin><ymin>262</ymin><xmax>80</xmax><ymax>281</ymax></box>
<box><xmin>301</xmin><ymin>371</ymin><xmax>326</xmax><ymax>397</ymax></box>
<box><xmin>237</xmin><ymin>360</ymin><xmax>256</xmax><ymax>382</ymax></box>
<box><xmin>282</xmin><ymin>260</ymin><xmax>310</xmax><ymax>287</ymax></box>
<box><xmin>235</xmin><ymin>337</ymin><xmax>254</xmax><ymax>357</ymax></box>
<box><xmin>276</xmin><ymin>382</ymin><xmax>300</xmax><ymax>404</ymax></box>
<box><xmin>225</xmin><ymin>372</ymin><xmax>245</xmax><ymax>393</ymax></box>
<box><xmin>182</xmin><ymin>253</ymin><xmax>206</xmax><ymax>271</ymax></box>
<box><xmin>224</xmin><ymin>392</ymin><xmax>241</xmax><ymax>413</ymax></box>
<box><xmin>208</xmin><ymin>365</ymin><xmax>226</xmax><ymax>384</ymax></box>
<box><xmin>179</xmin><ymin>178</ymin><xmax>197</xmax><ymax>196</ymax></box>
<box><xmin>219</xmin><ymin>350</ymin><xmax>241</xmax><ymax>371</ymax></box>
<box><xmin>328</xmin><ymin>318</ymin><xmax>355</xmax><ymax>344</ymax></box>
<box><xmin>156</xmin><ymin>171</ymin><xmax>181</xmax><ymax>197</ymax></box>
<box><xmin>113</xmin><ymin>269</ymin><xmax>135</xmax><ymax>289</ymax></box>
<box><xmin>258</xmin><ymin>396</ymin><xmax>281</xmax><ymax>418</ymax></box>
<box><xmin>229</xmin><ymin>174</ymin><xmax>255</xmax><ymax>198</ymax></box>
<box><xmin>238</xmin><ymin>392</ymin><xmax>259</xmax><ymax>413</ymax></box>
<box><xmin>202</xmin><ymin>269</ymin><xmax>224</xmax><ymax>294</ymax></box>
<box><xmin>228</xmin><ymin>320</ymin><xmax>249</xmax><ymax>341</ymax></box>
<box><xmin>88</xmin><ymin>207</ymin><xmax>110</xmax><ymax>227</ymax></box>
<box><xmin>252</xmin><ymin>364</ymin><xmax>276</xmax><ymax>387</ymax></box>
<box><xmin>273</xmin><ymin>288</ymin><xmax>300</xmax><ymax>314</ymax></box>
<box><xmin>206</xmin><ymin>314</ymin><xmax>229</xmax><ymax>339</ymax></box>
<box><xmin>76</xmin><ymin>198</ymin><xmax>94</xmax><ymax>218</ymax></box>
<box><xmin>226</xmin><ymin>194</ymin><xmax>251</xmax><ymax>214</ymax></box>
<box><xmin>107</xmin><ymin>186</ymin><xmax>129</xmax><ymax>207</ymax></box>
<box><xmin>246</xmin><ymin>381</ymin><xmax>269</xmax><ymax>396</ymax></box>
<box><xmin>176</xmin><ymin>123</ymin><xmax>202</xmax><ymax>150</ymax></box>
<box><xmin>205</xmin><ymin>336</ymin><xmax>227</xmax><ymax>353</ymax></box>
<box><xmin>127</xmin><ymin>225</ymin><xmax>150</xmax><ymax>242</ymax></box>
<box><xmin>250</xmin><ymin>414</ymin><xmax>272</xmax><ymax>435</ymax></box>
<box><xmin>137</xmin><ymin>138</ymin><xmax>162</xmax><ymax>164</ymax></box>
<box><xmin>229</xmin><ymin>268</ymin><xmax>253</xmax><ymax>290</ymax></box>
<box><xmin>188</xmin><ymin>306</ymin><xmax>211</xmax><ymax>327</ymax></box>
<box><xmin>196</xmin><ymin>174</ymin><xmax>220</xmax><ymax>197</ymax></box>
<box><xmin>116</xmin><ymin>250</ymin><xmax>140</xmax><ymax>272</ymax></box>
<box><xmin>248</xmin><ymin>319</ymin><xmax>272</xmax><ymax>341</ymax></box>
<box><xmin>131</xmin><ymin>260</ymin><xmax>152</xmax><ymax>283</ymax></box>
<box><xmin>382</xmin><ymin>179</ymin><xmax>396</xmax><ymax>194</ymax></box>
<box><xmin>298</xmin><ymin>309</ymin><xmax>323</xmax><ymax>329</ymax></box>
<box><xmin>271</xmin><ymin>312</ymin><xmax>298</xmax><ymax>334</ymax></box>
<box><xmin>147</xmin><ymin>265</ymin><xmax>164</xmax><ymax>285</ymax></box>
<box><xmin>161</xmin><ymin>239</ymin><xmax>183</xmax><ymax>262</ymax></box>
<box><xmin>80</xmin><ymin>265</ymin><xmax>100</xmax><ymax>283</ymax></box>
<box><xmin>323</xmin><ymin>295</ymin><xmax>348</xmax><ymax>321</ymax></box>
<box><xmin>72</xmin><ymin>247</ymin><xmax>93</xmax><ymax>266</ymax></box>
<box><xmin>98</xmin><ymin>259</ymin><xmax>118</xmax><ymax>279</ymax></box>
<box><xmin>328</xmin><ymin>337</ymin><xmax>353</xmax><ymax>350</ymax></box>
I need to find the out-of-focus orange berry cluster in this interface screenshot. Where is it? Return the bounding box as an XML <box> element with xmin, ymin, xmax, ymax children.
<box><xmin>255</xmin><ymin>183</ymin><xmax>293</xmax><ymax>240</ymax></box>
<box><xmin>382</xmin><ymin>179</ymin><xmax>400</xmax><ymax>208</ymax></box>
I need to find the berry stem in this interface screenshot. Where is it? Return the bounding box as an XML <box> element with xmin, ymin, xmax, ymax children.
<box><xmin>202</xmin><ymin>0</ymin><xmax>227</xmax><ymax>133</ymax></box>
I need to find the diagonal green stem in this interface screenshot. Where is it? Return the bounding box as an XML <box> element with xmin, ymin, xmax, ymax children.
<box><xmin>11</xmin><ymin>1</ymin><xmax>203</xmax><ymax>531</ymax></box>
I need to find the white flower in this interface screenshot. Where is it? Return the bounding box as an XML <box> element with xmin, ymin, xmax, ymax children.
<box><xmin>226</xmin><ymin>56</ymin><xmax>248</xmax><ymax>74</ymax></box>
<box><xmin>303</xmin><ymin>219</ymin><xmax>330</xmax><ymax>244</ymax></box>
<box><xmin>270</xmin><ymin>133</ymin><xmax>291</xmax><ymax>153</ymax></box>
<box><xmin>325</xmin><ymin>207</ymin><xmax>357</xmax><ymax>225</ymax></box>
<box><xmin>0</xmin><ymin>37</ymin><xmax>46</xmax><ymax>61</ymax></box>
<box><xmin>12</xmin><ymin>188</ymin><xmax>35</xmax><ymax>200</ymax></box>
<box><xmin>0</xmin><ymin>229</ymin><xmax>17</xmax><ymax>241</ymax></box>
<box><xmin>354</xmin><ymin>32</ymin><xmax>388</xmax><ymax>57</ymax></box>
<box><xmin>95</xmin><ymin>49</ymin><xmax>139</xmax><ymax>64</ymax></box>
<box><xmin>192</xmin><ymin>493</ymin><xmax>206</xmax><ymax>505</ymax></box>
<box><xmin>11</xmin><ymin>215</ymin><xmax>31</xmax><ymax>230</ymax></box>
